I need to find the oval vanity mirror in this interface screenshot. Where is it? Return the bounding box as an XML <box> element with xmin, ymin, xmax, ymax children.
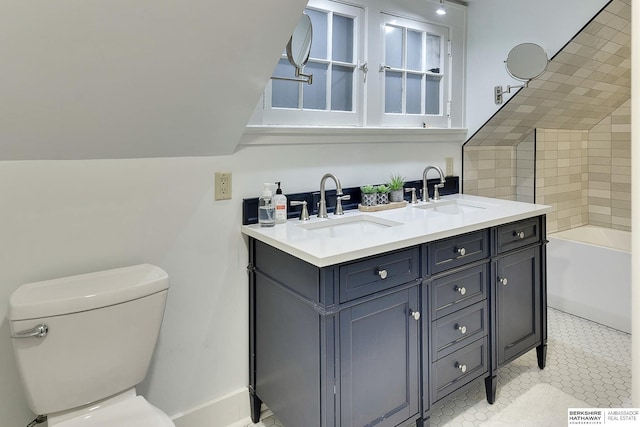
<box><xmin>286</xmin><ymin>13</ymin><xmax>313</xmax><ymax>68</ymax></box>
<box><xmin>505</xmin><ymin>43</ymin><xmax>548</xmax><ymax>81</ymax></box>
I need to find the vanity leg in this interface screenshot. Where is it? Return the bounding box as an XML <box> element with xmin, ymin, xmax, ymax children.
<box><xmin>536</xmin><ymin>344</ymin><xmax>547</xmax><ymax>369</ymax></box>
<box><xmin>249</xmin><ymin>390</ymin><xmax>262</xmax><ymax>423</ymax></box>
<box><xmin>416</xmin><ymin>416</ymin><xmax>429</xmax><ymax>427</ymax></box>
<box><xmin>484</xmin><ymin>375</ymin><xmax>497</xmax><ymax>404</ymax></box>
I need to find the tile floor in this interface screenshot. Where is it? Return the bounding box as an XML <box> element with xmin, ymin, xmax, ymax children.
<box><xmin>251</xmin><ymin>308</ymin><xmax>632</xmax><ymax>427</ymax></box>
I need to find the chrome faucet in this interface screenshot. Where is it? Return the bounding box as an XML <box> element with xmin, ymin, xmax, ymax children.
<box><xmin>318</xmin><ymin>173</ymin><xmax>349</xmax><ymax>218</ymax></box>
<box><xmin>422</xmin><ymin>165</ymin><xmax>446</xmax><ymax>202</ymax></box>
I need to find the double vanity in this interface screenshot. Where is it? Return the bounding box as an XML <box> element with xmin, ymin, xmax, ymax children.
<box><xmin>242</xmin><ymin>191</ymin><xmax>552</xmax><ymax>427</ymax></box>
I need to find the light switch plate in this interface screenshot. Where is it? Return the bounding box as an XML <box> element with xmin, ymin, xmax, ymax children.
<box><xmin>215</xmin><ymin>172</ymin><xmax>232</xmax><ymax>200</ymax></box>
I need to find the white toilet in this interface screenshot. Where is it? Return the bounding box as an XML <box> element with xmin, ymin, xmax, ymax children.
<box><xmin>7</xmin><ymin>264</ymin><xmax>175</xmax><ymax>426</ymax></box>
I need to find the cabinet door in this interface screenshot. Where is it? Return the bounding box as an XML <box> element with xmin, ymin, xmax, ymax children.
<box><xmin>340</xmin><ymin>287</ymin><xmax>420</xmax><ymax>427</ymax></box>
<box><xmin>496</xmin><ymin>247</ymin><xmax>541</xmax><ymax>365</ymax></box>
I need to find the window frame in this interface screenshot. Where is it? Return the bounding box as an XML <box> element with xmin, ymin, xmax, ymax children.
<box><xmin>262</xmin><ymin>0</ymin><xmax>365</xmax><ymax>127</ymax></box>
<box><xmin>378</xmin><ymin>13</ymin><xmax>450</xmax><ymax>128</ymax></box>
<box><xmin>248</xmin><ymin>0</ymin><xmax>465</xmax><ymax>135</ymax></box>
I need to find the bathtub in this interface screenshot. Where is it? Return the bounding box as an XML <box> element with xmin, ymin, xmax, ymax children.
<box><xmin>547</xmin><ymin>225</ymin><xmax>631</xmax><ymax>333</ymax></box>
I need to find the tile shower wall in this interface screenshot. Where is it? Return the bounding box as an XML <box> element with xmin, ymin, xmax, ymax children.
<box><xmin>516</xmin><ymin>132</ymin><xmax>535</xmax><ymax>204</ymax></box>
<box><xmin>463</xmin><ymin>146</ymin><xmax>515</xmax><ymax>200</ymax></box>
<box><xmin>535</xmin><ymin>129</ymin><xmax>589</xmax><ymax>233</ymax></box>
<box><xmin>464</xmin><ymin>99</ymin><xmax>630</xmax><ymax>234</ymax></box>
<box><xmin>462</xmin><ymin>0</ymin><xmax>630</xmax><ymax>233</ymax></box>
<box><xmin>587</xmin><ymin>99</ymin><xmax>631</xmax><ymax>230</ymax></box>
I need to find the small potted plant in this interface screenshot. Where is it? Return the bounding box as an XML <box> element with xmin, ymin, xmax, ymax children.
<box><xmin>360</xmin><ymin>185</ymin><xmax>377</xmax><ymax>206</ymax></box>
<box><xmin>376</xmin><ymin>184</ymin><xmax>390</xmax><ymax>205</ymax></box>
<box><xmin>388</xmin><ymin>174</ymin><xmax>405</xmax><ymax>202</ymax></box>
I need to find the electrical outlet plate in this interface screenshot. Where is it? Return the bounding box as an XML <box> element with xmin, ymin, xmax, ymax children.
<box><xmin>445</xmin><ymin>157</ymin><xmax>454</xmax><ymax>177</ymax></box>
<box><xmin>215</xmin><ymin>172</ymin><xmax>232</xmax><ymax>200</ymax></box>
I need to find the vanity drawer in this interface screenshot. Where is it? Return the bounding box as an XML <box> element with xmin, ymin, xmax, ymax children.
<box><xmin>339</xmin><ymin>248</ymin><xmax>420</xmax><ymax>302</ymax></box>
<box><xmin>496</xmin><ymin>217</ymin><xmax>541</xmax><ymax>253</ymax></box>
<box><xmin>432</xmin><ymin>263</ymin><xmax>487</xmax><ymax>319</ymax></box>
<box><xmin>433</xmin><ymin>301</ymin><xmax>487</xmax><ymax>360</ymax></box>
<box><xmin>432</xmin><ymin>336</ymin><xmax>488</xmax><ymax>403</ymax></box>
<box><xmin>430</xmin><ymin>230</ymin><xmax>489</xmax><ymax>274</ymax></box>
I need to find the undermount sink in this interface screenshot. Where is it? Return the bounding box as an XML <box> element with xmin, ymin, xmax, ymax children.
<box><xmin>412</xmin><ymin>199</ymin><xmax>492</xmax><ymax>215</ymax></box>
<box><xmin>298</xmin><ymin>214</ymin><xmax>403</xmax><ymax>237</ymax></box>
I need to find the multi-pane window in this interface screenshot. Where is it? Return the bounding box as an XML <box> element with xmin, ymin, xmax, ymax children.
<box><xmin>381</xmin><ymin>14</ymin><xmax>449</xmax><ymax>126</ymax></box>
<box><xmin>258</xmin><ymin>0</ymin><xmax>458</xmax><ymax>129</ymax></box>
<box><xmin>266</xmin><ymin>2</ymin><xmax>364</xmax><ymax>126</ymax></box>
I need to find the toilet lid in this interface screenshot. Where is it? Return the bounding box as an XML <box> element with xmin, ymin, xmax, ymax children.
<box><xmin>53</xmin><ymin>396</ymin><xmax>174</xmax><ymax>427</ymax></box>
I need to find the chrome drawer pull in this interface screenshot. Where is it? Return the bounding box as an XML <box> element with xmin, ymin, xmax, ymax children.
<box><xmin>454</xmin><ymin>285</ymin><xmax>467</xmax><ymax>295</ymax></box>
<box><xmin>455</xmin><ymin>362</ymin><xmax>467</xmax><ymax>373</ymax></box>
<box><xmin>498</xmin><ymin>277</ymin><xmax>508</xmax><ymax>286</ymax></box>
<box><xmin>455</xmin><ymin>324</ymin><xmax>467</xmax><ymax>334</ymax></box>
<box><xmin>409</xmin><ymin>310</ymin><xmax>421</xmax><ymax>321</ymax></box>
<box><xmin>11</xmin><ymin>323</ymin><xmax>48</xmax><ymax>339</ymax></box>
<box><xmin>513</xmin><ymin>231</ymin><xmax>525</xmax><ymax>239</ymax></box>
<box><xmin>456</xmin><ymin>247</ymin><xmax>466</xmax><ymax>256</ymax></box>
<box><xmin>377</xmin><ymin>269</ymin><xmax>388</xmax><ymax>279</ymax></box>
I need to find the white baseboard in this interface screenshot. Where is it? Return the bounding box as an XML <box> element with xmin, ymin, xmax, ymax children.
<box><xmin>171</xmin><ymin>388</ymin><xmax>271</xmax><ymax>427</ymax></box>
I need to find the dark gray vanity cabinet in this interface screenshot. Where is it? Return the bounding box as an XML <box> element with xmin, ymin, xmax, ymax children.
<box><xmin>485</xmin><ymin>217</ymin><xmax>547</xmax><ymax>402</ymax></box>
<box><xmin>425</xmin><ymin>231</ymin><xmax>490</xmax><ymax>411</ymax></box>
<box><xmin>340</xmin><ymin>286</ymin><xmax>420</xmax><ymax>427</ymax></box>
<box><xmin>248</xmin><ymin>215</ymin><xmax>547</xmax><ymax>427</ymax></box>
<box><xmin>495</xmin><ymin>246</ymin><xmax>541</xmax><ymax>365</ymax></box>
<box><xmin>249</xmin><ymin>239</ymin><xmax>422</xmax><ymax>427</ymax></box>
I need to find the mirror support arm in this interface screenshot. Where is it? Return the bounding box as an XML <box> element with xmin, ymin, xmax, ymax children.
<box><xmin>494</xmin><ymin>82</ymin><xmax>528</xmax><ymax>104</ymax></box>
<box><xmin>271</xmin><ymin>67</ymin><xmax>313</xmax><ymax>85</ymax></box>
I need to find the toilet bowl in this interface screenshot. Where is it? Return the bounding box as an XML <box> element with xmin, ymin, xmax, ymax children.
<box><xmin>7</xmin><ymin>264</ymin><xmax>175</xmax><ymax>426</ymax></box>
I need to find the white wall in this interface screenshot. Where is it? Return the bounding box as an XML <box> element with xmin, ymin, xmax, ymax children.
<box><xmin>0</xmin><ymin>0</ymin><xmax>307</xmax><ymax>159</ymax></box>
<box><xmin>0</xmin><ymin>142</ymin><xmax>460</xmax><ymax>426</ymax></box>
<box><xmin>465</xmin><ymin>0</ymin><xmax>609</xmax><ymax>137</ymax></box>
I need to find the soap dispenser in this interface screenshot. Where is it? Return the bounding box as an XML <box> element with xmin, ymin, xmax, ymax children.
<box><xmin>258</xmin><ymin>183</ymin><xmax>275</xmax><ymax>227</ymax></box>
<box><xmin>274</xmin><ymin>182</ymin><xmax>288</xmax><ymax>224</ymax></box>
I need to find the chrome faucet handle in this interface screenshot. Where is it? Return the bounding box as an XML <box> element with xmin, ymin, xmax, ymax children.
<box><xmin>335</xmin><ymin>194</ymin><xmax>351</xmax><ymax>215</ymax></box>
<box><xmin>405</xmin><ymin>187</ymin><xmax>418</xmax><ymax>204</ymax></box>
<box><xmin>433</xmin><ymin>183</ymin><xmax>445</xmax><ymax>201</ymax></box>
<box><xmin>290</xmin><ymin>200</ymin><xmax>310</xmax><ymax>221</ymax></box>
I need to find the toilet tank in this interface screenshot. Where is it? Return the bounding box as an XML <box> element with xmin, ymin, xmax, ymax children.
<box><xmin>7</xmin><ymin>264</ymin><xmax>169</xmax><ymax>416</ymax></box>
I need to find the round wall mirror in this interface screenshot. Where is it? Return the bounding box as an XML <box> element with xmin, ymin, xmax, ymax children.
<box><xmin>505</xmin><ymin>43</ymin><xmax>548</xmax><ymax>81</ymax></box>
<box><xmin>286</xmin><ymin>13</ymin><xmax>313</xmax><ymax>68</ymax></box>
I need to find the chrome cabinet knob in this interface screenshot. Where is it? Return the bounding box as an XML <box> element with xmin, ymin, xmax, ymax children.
<box><xmin>498</xmin><ymin>277</ymin><xmax>508</xmax><ymax>286</ymax></box>
<box><xmin>456</xmin><ymin>247</ymin><xmax>466</xmax><ymax>256</ymax></box>
<box><xmin>455</xmin><ymin>362</ymin><xmax>467</xmax><ymax>373</ymax></box>
<box><xmin>409</xmin><ymin>310</ymin><xmax>421</xmax><ymax>321</ymax></box>
<box><xmin>454</xmin><ymin>285</ymin><xmax>467</xmax><ymax>295</ymax></box>
<box><xmin>514</xmin><ymin>231</ymin><xmax>525</xmax><ymax>239</ymax></box>
<box><xmin>456</xmin><ymin>324</ymin><xmax>467</xmax><ymax>334</ymax></box>
<box><xmin>377</xmin><ymin>269</ymin><xmax>388</xmax><ymax>279</ymax></box>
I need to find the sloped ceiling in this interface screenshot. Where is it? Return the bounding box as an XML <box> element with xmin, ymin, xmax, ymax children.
<box><xmin>0</xmin><ymin>0</ymin><xmax>307</xmax><ymax>159</ymax></box>
<box><xmin>464</xmin><ymin>0</ymin><xmax>630</xmax><ymax>147</ymax></box>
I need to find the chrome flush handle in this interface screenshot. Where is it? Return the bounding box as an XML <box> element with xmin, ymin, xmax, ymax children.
<box><xmin>11</xmin><ymin>323</ymin><xmax>49</xmax><ymax>339</ymax></box>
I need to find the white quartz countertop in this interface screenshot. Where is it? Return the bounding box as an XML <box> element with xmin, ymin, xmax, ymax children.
<box><xmin>241</xmin><ymin>194</ymin><xmax>552</xmax><ymax>267</ymax></box>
